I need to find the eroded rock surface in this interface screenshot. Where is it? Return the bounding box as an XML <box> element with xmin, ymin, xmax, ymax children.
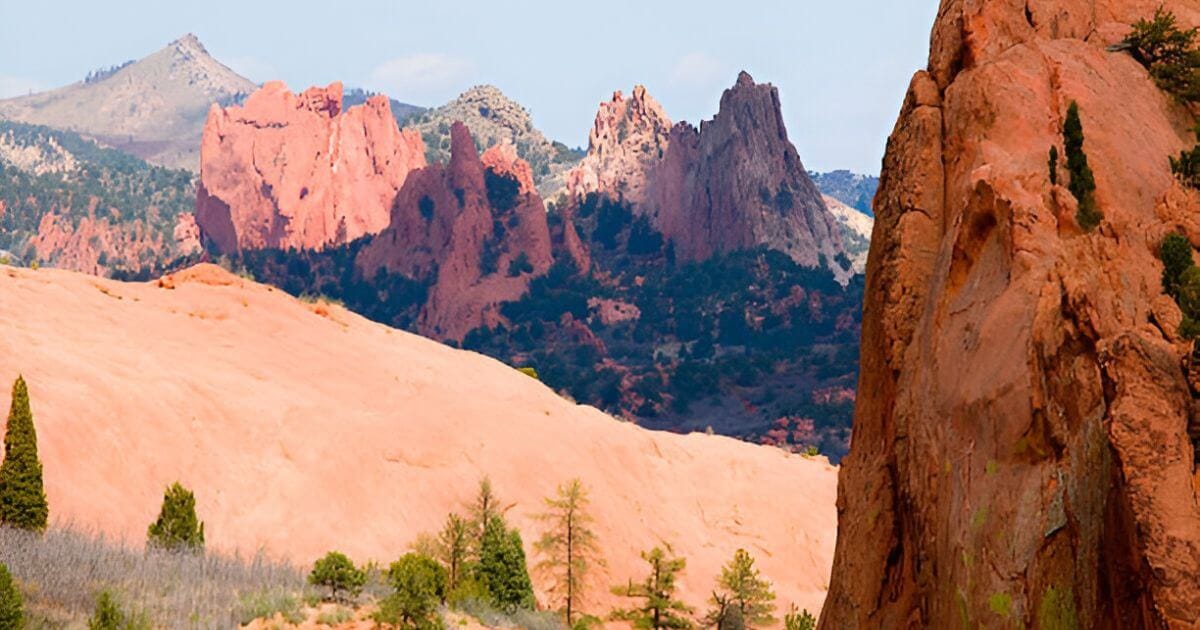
<box><xmin>195</xmin><ymin>81</ymin><xmax>426</xmax><ymax>253</ymax></box>
<box><xmin>824</xmin><ymin>1</ymin><xmax>1200</xmax><ymax>627</ymax></box>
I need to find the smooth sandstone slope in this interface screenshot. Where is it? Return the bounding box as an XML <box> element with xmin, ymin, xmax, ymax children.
<box><xmin>0</xmin><ymin>264</ymin><xmax>837</xmax><ymax>616</ymax></box>
<box><xmin>825</xmin><ymin>0</ymin><xmax>1200</xmax><ymax>627</ymax></box>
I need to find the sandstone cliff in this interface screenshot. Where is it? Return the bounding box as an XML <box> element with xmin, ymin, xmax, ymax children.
<box><xmin>824</xmin><ymin>1</ymin><xmax>1200</xmax><ymax>627</ymax></box>
<box><xmin>0</xmin><ymin>263</ymin><xmax>838</xmax><ymax>615</ymax></box>
<box><xmin>357</xmin><ymin>122</ymin><xmax>554</xmax><ymax>340</ymax></box>
<box><xmin>195</xmin><ymin>81</ymin><xmax>426</xmax><ymax>254</ymax></box>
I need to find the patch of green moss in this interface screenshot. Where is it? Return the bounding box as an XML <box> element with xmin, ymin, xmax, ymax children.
<box><xmin>971</xmin><ymin>507</ymin><xmax>989</xmax><ymax>529</ymax></box>
<box><xmin>985</xmin><ymin>460</ymin><xmax>999</xmax><ymax>475</ymax></box>
<box><xmin>1038</xmin><ymin>585</ymin><xmax>1078</xmax><ymax>630</ymax></box>
<box><xmin>988</xmin><ymin>593</ymin><xmax>1012</xmax><ymax>617</ymax></box>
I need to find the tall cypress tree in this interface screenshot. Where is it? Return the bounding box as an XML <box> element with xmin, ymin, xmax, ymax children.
<box><xmin>0</xmin><ymin>376</ymin><xmax>49</xmax><ymax>531</ymax></box>
<box><xmin>1063</xmin><ymin>101</ymin><xmax>1102</xmax><ymax>231</ymax></box>
<box><xmin>478</xmin><ymin>515</ymin><xmax>535</xmax><ymax>612</ymax></box>
<box><xmin>0</xmin><ymin>562</ymin><xmax>22</xmax><ymax>629</ymax></box>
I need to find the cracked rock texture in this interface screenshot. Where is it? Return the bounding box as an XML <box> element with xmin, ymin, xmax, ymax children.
<box><xmin>195</xmin><ymin>81</ymin><xmax>426</xmax><ymax>253</ymax></box>
<box><xmin>823</xmin><ymin>0</ymin><xmax>1200</xmax><ymax>627</ymax></box>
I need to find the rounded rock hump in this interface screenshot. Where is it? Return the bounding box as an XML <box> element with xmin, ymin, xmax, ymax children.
<box><xmin>194</xmin><ymin>81</ymin><xmax>426</xmax><ymax>254</ymax></box>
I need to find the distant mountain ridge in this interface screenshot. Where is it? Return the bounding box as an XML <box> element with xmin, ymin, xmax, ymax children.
<box><xmin>810</xmin><ymin>169</ymin><xmax>879</xmax><ymax>216</ymax></box>
<box><xmin>0</xmin><ymin>34</ymin><xmax>256</xmax><ymax>171</ymax></box>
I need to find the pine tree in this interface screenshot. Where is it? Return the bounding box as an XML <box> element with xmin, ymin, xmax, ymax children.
<box><xmin>0</xmin><ymin>563</ymin><xmax>22</xmax><ymax>629</ymax></box>
<box><xmin>436</xmin><ymin>512</ymin><xmax>472</xmax><ymax>593</ymax></box>
<box><xmin>146</xmin><ymin>482</ymin><xmax>204</xmax><ymax>553</ymax></box>
<box><xmin>478</xmin><ymin>515</ymin><xmax>535</xmax><ymax>612</ymax></box>
<box><xmin>610</xmin><ymin>546</ymin><xmax>694</xmax><ymax>629</ymax></box>
<box><xmin>1161</xmin><ymin>232</ymin><xmax>1195</xmax><ymax>297</ymax></box>
<box><xmin>376</xmin><ymin>553</ymin><xmax>447</xmax><ymax>629</ymax></box>
<box><xmin>535</xmin><ymin>478</ymin><xmax>603</xmax><ymax>624</ymax></box>
<box><xmin>0</xmin><ymin>376</ymin><xmax>49</xmax><ymax>531</ymax></box>
<box><xmin>88</xmin><ymin>591</ymin><xmax>125</xmax><ymax>630</ymax></box>
<box><xmin>468</xmin><ymin>477</ymin><xmax>503</xmax><ymax>552</ymax></box>
<box><xmin>705</xmin><ymin>549</ymin><xmax>776</xmax><ymax>629</ymax></box>
<box><xmin>1063</xmin><ymin>101</ymin><xmax>1101</xmax><ymax>231</ymax></box>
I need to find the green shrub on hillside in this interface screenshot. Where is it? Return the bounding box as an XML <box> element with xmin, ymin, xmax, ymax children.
<box><xmin>609</xmin><ymin>546</ymin><xmax>693</xmax><ymax>629</ymax></box>
<box><xmin>375</xmin><ymin>553</ymin><xmax>447</xmax><ymax>629</ymax></box>
<box><xmin>0</xmin><ymin>563</ymin><xmax>22</xmax><ymax>629</ymax></box>
<box><xmin>146</xmin><ymin>483</ymin><xmax>204</xmax><ymax>553</ymax></box>
<box><xmin>0</xmin><ymin>376</ymin><xmax>48</xmax><ymax>532</ymax></box>
<box><xmin>88</xmin><ymin>590</ymin><xmax>149</xmax><ymax>630</ymax></box>
<box><xmin>308</xmin><ymin>551</ymin><xmax>366</xmax><ymax>602</ymax></box>
<box><xmin>705</xmin><ymin>549</ymin><xmax>776</xmax><ymax>629</ymax></box>
<box><xmin>1125</xmin><ymin>7</ymin><xmax>1200</xmax><ymax>103</ymax></box>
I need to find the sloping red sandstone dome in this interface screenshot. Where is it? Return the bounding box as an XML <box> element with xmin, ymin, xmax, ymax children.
<box><xmin>195</xmin><ymin>81</ymin><xmax>426</xmax><ymax>253</ymax></box>
<box><xmin>824</xmin><ymin>0</ymin><xmax>1200</xmax><ymax>627</ymax></box>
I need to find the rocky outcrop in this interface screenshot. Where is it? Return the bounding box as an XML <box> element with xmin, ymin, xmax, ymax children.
<box><xmin>567</xmin><ymin>86</ymin><xmax>673</xmax><ymax>207</ymax></box>
<box><xmin>357</xmin><ymin>123</ymin><xmax>553</xmax><ymax>340</ymax></box>
<box><xmin>824</xmin><ymin>1</ymin><xmax>1200</xmax><ymax>628</ymax></box>
<box><xmin>569</xmin><ymin>75</ymin><xmax>849</xmax><ymax>279</ymax></box>
<box><xmin>195</xmin><ymin>81</ymin><xmax>426</xmax><ymax>254</ymax></box>
<box><xmin>410</xmin><ymin>86</ymin><xmax>582</xmax><ymax>196</ymax></box>
<box><xmin>648</xmin><ymin>73</ymin><xmax>846</xmax><ymax>272</ymax></box>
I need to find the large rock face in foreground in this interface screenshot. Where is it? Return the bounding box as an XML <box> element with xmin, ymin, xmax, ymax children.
<box><xmin>195</xmin><ymin>81</ymin><xmax>426</xmax><ymax>254</ymax></box>
<box><xmin>0</xmin><ymin>263</ymin><xmax>838</xmax><ymax>615</ymax></box>
<box><xmin>357</xmin><ymin>123</ymin><xmax>556</xmax><ymax>340</ymax></box>
<box><xmin>824</xmin><ymin>0</ymin><xmax>1200</xmax><ymax>627</ymax></box>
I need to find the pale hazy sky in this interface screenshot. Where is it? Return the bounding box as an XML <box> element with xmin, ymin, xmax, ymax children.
<box><xmin>0</xmin><ymin>0</ymin><xmax>939</xmax><ymax>174</ymax></box>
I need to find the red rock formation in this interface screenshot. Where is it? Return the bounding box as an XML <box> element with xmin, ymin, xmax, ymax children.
<box><xmin>648</xmin><ymin>73</ymin><xmax>845</xmax><ymax>270</ymax></box>
<box><xmin>567</xmin><ymin>86</ymin><xmax>672</xmax><ymax>207</ymax></box>
<box><xmin>357</xmin><ymin>123</ymin><xmax>553</xmax><ymax>340</ymax></box>
<box><xmin>30</xmin><ymin>207</ymin><xmax>200</xmax><ymax>276</ymax></box>
<box><xmin>824</xmin><ymin>1</ymin><xmax>1200</xmax><ymax>627</ymax></box>
<box><xmin>195</xmin><ymin>81</ymin><xmax>426</xmax><ymax>253</ymax></box>
<box><xmin>569</xmin><ymin>76</ymin><xmax>848</xmax><ymax>277</ymax></box>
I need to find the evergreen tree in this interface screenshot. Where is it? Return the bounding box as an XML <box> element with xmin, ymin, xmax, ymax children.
<box><xmin>467</xmin><ymin>477</ymin><xmax>503</xmax><ymax>552</ymax></box>
<box><xmin>783</xmin><ymin>604</ymin><xmax>816</xmax><ymax>630</ymax></box>
<box><xmin>609</xmin><ymin>546</ymin><xmax>693</xmax><ymax>629</ymax></box>
<box><xmin>308</xmin><ymin>551</ymin><xmax>366</xmax><ymax>602</ymax></box>
<box><xmin>88</xmin><ymin>591</ymin><xmax>121</xmax><ymax>630</ymax></box>
<box><xmin>477</xmin><ymin>515</ymin><xmax>535</xmax><ymax>612</ymax></box>
<box><xmin>1161</xmin><ymin>232</ymin><xmax>1195</xmax><ymax>297</ymax></box>
<box><xmin>146</xmin><ymin>482</ymin><xmax>204</xmax><ymax>553</ymax></box>
<box><xmin>0</xmin><ymin>376</ymin><xmax>49</xmax><ymax>531</ymax></box>
<box><xmin>1124</xmin><ymin>7</ymin><xmax>1200</xmax><ymax>103</ymax></box>
<box><xmin>0</xmin><ymin>563</ymin><xmax>22</xmax><ymax>629</ymax></box>
<box><xmin>1048</xmin><ymin>146</ymin><xmax>1059</xmax><ymax>186</ymax></box>
<box><xmin>1063</xmin><ymin>102</ymin><xmax>1101</xmax><ymax>231</ymax></box>
<box><xmin>535</xmin><ymin>478</ymin><xmax>603</xmax><ymax>624</ymax></box>
<box><xmin>436</xmin><ymin>512</ymin><xmax>472</xmax><ymax>593</ymax></box>
<box><xmin>705</xmin><ymin>549</ymin><xmax>775</xmax><ymax>629</ymax></box>
<box><xmin>376</xmin><ymin>553</ymin><xmax>447</xmax><ymax>629</ymax></box>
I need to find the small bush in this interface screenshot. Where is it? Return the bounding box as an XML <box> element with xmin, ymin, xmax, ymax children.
<box><xmin>508</xmin><ymin>252</ymin><xmax>534</xmax><ymax>277</ymax></box>
<box><xmin>0</xmin><ymin>563</ymin><xmax>22</xmax><ymax>629</ymax></box>
<box><xmin>1048</xmin><ymin>146</ymin><xmax>1059</xmax><ymax>185</ymax></box>
<box><xmin>237</xmin><ymin>589</ymin><xmax>305</xmax><ymax>625</ymax></box>
<box><xmin>1161</xmin><ymin>232</ymin><xmax>1194</xmax><ymax>296</ymax></box>
<box><xmin>146</xmin><ymin>482</ymin><xmax>204</xmax><ymax>553</ymax></box>
<box><xmin>88</xmin><ymin>590</ymin><xmax>149</xmax><ymax>630</ymax></box>
<box><xmin>308</xmin><ymin>551</ymin><xmax>366</xmax><ymax>602</ymax></box>
<box><xmin>784</xmin><ymin>604</ymin><xmax>816</xmax><ymax>630</ymax></box>
<box><xmin>1171</xmin><ymin>141</ymin><xmax>1200</xmax><ymax>188</ymax></box>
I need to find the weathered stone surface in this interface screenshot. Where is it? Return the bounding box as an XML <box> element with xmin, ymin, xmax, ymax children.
<box><xmin>569</xmin><ymin>76</ymin><xmax>849</xmax><ymax>279</ymax></box>
<box><xmin>823</xmin><ymin>2</ymin><xmax>1200</xmax><ymax>627</ymax></box>
<box><xmin>567</xmin><ymin>86</ymin><xmax>672</xmax><ymax>207</ymax></box>
<box><xmin>357</xmin><ymin>123</ymin><xmax>553</xmax><ymax>341</ymax></box>
<box><xmin>195</xmin><ymin>81</ymin><xmax>426</xmax><ymax>254</ymax></box>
